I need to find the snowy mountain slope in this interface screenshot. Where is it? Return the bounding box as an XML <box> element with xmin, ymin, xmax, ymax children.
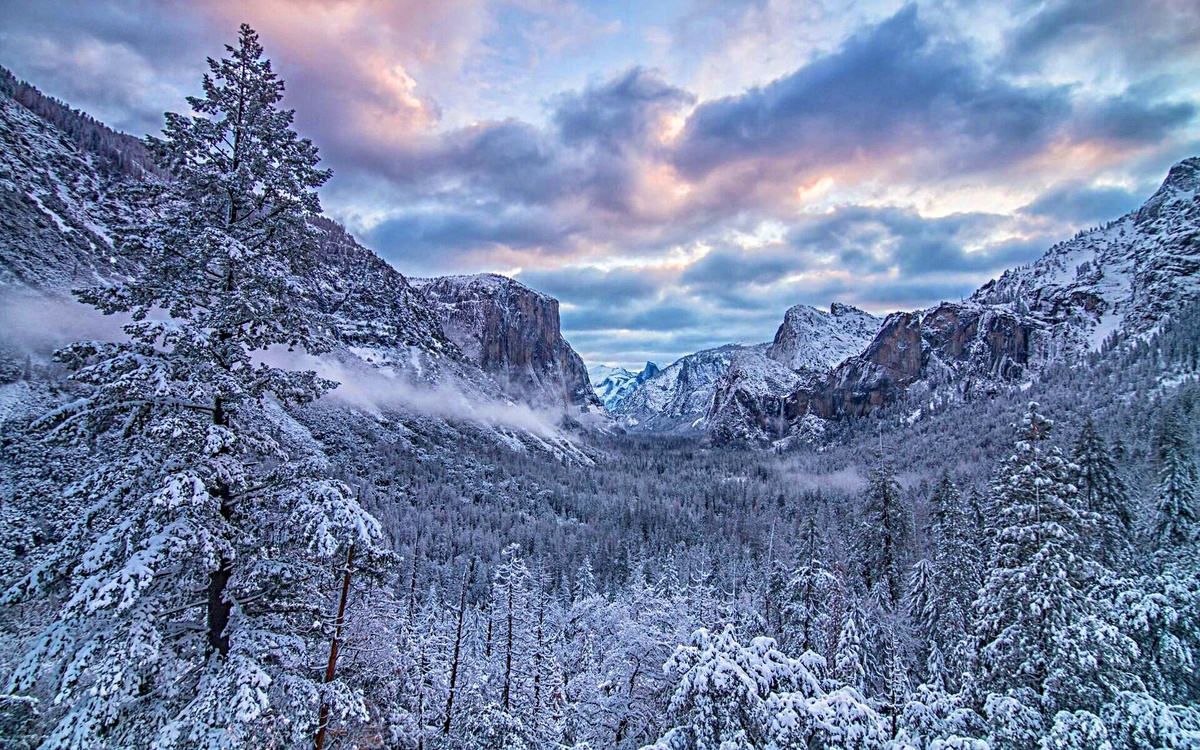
<box><xmin>411</xmin><ymin>274</ymin><xmax>604</xmax><ymax>415</ymax></box>
<box><xmin>588</xmin><ymin>361</ymin><xmax>660</xmax><ymax>410</ymax></box>
<box><xmin>707</xmin><ymin>350</ymin><xmax>807</xmax><ymax>443</ymax></box>
<box><xmin>613</xmin><ymin>344</ymin><xmax>763</xmax><ymax>432</ymax></box>
<box><xmin>767</xmin><ymin>303</ymin><xmax>882</xmax><ymax>374</ymax></box>
<box><xmin>0</xmin><ymin>85</ymin><xmax>141</xmax><ymax>290</ymax></box>
<box><xmin>974</xmin><ymin>157</ymin><xmax>1200</xmax><ymax>348</ymax></box>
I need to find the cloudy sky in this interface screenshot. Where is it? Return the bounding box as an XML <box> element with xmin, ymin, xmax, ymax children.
<box><xmin>2</xmin><ymin>0</ymin><xmax>1197</xmax><ymax>368</ymax></box>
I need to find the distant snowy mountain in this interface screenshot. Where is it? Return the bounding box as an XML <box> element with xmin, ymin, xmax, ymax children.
<box><xmin>614</xmin><ymin>344</ymin><xmax>759</xmax><ymax>432</ymax></box>
<box><xmin>615</xmin><ymin>302</ymin><xmax>883</xmax><ymax>439</ymax></box>
<box><xmin>588</xmin><ymin>361</ymin><xmax>660</xmax><ymax>411</ymax></box>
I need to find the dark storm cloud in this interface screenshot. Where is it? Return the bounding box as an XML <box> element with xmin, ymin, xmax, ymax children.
<box><xmin>562</xmin><ymin>304</ymin><xmax>703</xmax><ymax>333</ymax></box>
<box><xmin>786</xmin><ymin>207</ymin><xmax>1044</xmax><ymax>276</ymax></box>
<box><xmin>1019</xmin><ymin>183</ymin><xmax>1143</xmax><ymax>225</ymax></box>
<box><xmin>672</xmin><ymin>5</ymin><xmax>1072</xmax><ymax>178</ymax></box>
<box><xmin>553</xmin><ymin>67</ymin><xmax>694</xmax><ymax>149</ymax></box>
<box><xmin>1073</xmin><ymin>93</ymin><xmax>1196</xmax><ymax>145</ymax></box>
<box><xmin>1004</xmin><ymin>0</ymin><xmax>1200</xmax><ymax>71</ymax></box>
<box><xmin>517</xmin><ymin>267</ymin><xmax>660</xmax><ymax>305</ymax></box>
<box><xmin>678</xmin><ymin>208</ymin><xmax>1046</xmax><ymax>302</ymax></box>
<box><xmin>680</xmin><ymin>242</ymin><xmax>811</xmax><ymax>288</ymax></box>
<box><xmin>362</xmin><ymin>204</ymin><xmax>575</xmax><ymax>268</ymax></box>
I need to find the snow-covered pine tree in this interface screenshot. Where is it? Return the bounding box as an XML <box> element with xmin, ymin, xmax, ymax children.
<box><xmin>973</xmin><ymin>403</ymin><xmax>1135</xmax><ymax>729</ymax></box>
<box><xmin>1123</xmin><ymin>407</ymin><xmax>1200</xmax><ymax>705</ymax></box>
<box><xmin>1152</xmin><ymin>409</ymin><xmax>1198</xmax><ymax>551</ymax></box>
<box><xmin>855</xmin><ymin>463</ymin><xmax>911</xmax><ymax>614</ymax></box>
<box><xmin>491</xmin><ymin>543</ymin><xmax>534</xmax><ymax>718</ymax></box>
<box><xmin>574</xmin><ymin>556</ymin><xmax>597</xmax><ymax>602</ymax></box>
<box><xmin>927</xmin><ymin>472</ymin><xmax>978</xmax><ymax>682</ymax></box>
<box><xmin>779</xmin><ymin>519</ymin><xmax>842</xmax><ymax>658</ymax></box>
<box><xmin>1071</xmin><ymin>418</ymin><xmax>1134</xmax><ymax>566</ymax></box>
<box><xmin>907</xmin><ymin>559</ymin><xmax>937</xmax><ymax>639</ymax></box>
<box><xmin>835</xmin><ymin>608</ymin><xmax>868</xmax><ymax>694</ymax></box>
<box><xmin>2</xmin><ymin>25</ymin><xmax>385</xmax><ymax>749</ymax></box>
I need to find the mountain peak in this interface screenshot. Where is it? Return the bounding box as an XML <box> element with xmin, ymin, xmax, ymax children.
<box><xmin>1138</xmin><ymin>156</ymin><xmax>1200</xmax><ymax>224</ymax></box>
<box><xmin>768</xmin><ymin>302</ymin><xmax>882</xmax><ymax>373</ymax></box>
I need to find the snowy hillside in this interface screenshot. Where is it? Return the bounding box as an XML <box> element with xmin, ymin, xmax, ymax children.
<box><xmin>974</xmin><ymin>157</ymin><xmax>1200</xmax><ymax>350</ymax></box>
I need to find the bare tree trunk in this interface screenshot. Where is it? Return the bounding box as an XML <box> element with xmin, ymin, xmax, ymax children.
<box><xmin>443</xmin><ymin>560</ymin><xmax>473</xmax><ymax>735</ymax></box>
<box><xmin>503</xmin><ymin>575</ymin><xmax>515</xmax><ymax>711</ymax></box>
<box><xmin>314</xmin><ymin>544</ymin><xmax>355</xmax><ymax>750</ymax></box>
<box><xmin>532</xmin><ymin>586</ymin><xmax>545</xmax><ymax>727</ymax></box>
<box><xmin>206</xmin><ymin>395</ymin><xmax>234</xmax><ymax>657</ymax></box>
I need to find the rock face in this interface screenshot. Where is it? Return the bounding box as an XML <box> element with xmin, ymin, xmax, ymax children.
<box><xmin>589</xmin><ymin>362</ymin><xmax>660</xmax><ymax>411</ymax></box>
<box><xmin>412</xmin><ymin>274</ymin><xmax>602</xmax><ymax>412</ymax></box>
<box><xmin>707</xmin><ymin>350</ymin><xmax>806</xmax><ymax>444</ymax></box>
<box><xmin>786</xmin><ymin>305</ymin><xmax>1036</xmax><ymax>421</ymax></box>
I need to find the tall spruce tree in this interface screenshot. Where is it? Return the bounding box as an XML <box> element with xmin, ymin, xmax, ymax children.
<box><xmin>1071</xmin><ymin>418</ymin><xmax>1134</xmax><ymax>566</ymax></box>
<box><xmin>856</xmin><ymin>463</ymin><xmax>911</xmax><ymax>613</ymax></box>
<box><xmin>1152</xmin><ymin>410</ymin><xmax>1198</xmax><ymax>551</ymax></box>
<box><xmin>974</xmin><ymin>403</ymin><xmax>1134</xmax><ymax>724</ymax></box>
<box><xmin>2</xmin><ymin>25</ymin><xmax>385</xmax><ymax>749</ymax></box>
<box><xmin>927</xmin><ymin>472</ymin><xmax>979</xmax><ymax>680</ymax></box>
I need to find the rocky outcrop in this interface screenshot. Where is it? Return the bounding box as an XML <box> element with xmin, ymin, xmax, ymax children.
<box><xmin>707</xmin><ymin>350</ymin><xmax>804</xmax><ymax>444</ymax></box>
<box><xmin>412</xmin><ymin>274</ymin><xmax>602</xmax><ymax>412</ymax></box>
<box><xmin>786</xmin><ymin>304</ymin><xmax>1036</xmax><ymax>421</ymax></box>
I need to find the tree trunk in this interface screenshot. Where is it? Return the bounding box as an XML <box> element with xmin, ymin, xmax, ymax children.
<box><xmin>314</xmin><ymin>545</ymin><xmax>355</xmax><ymax>750</ymax></box>
<box><xmin>502</xmin><ymin>577</ymin><xmax>515</xmax><ymax>711</ymax></box>
<box><xmin>443</xmin><ymin>560</ymin><xmax>473</xmax><ymax>735</ymax></box>
<box><xmin>206</xmin><ymin>395</ymin><xmax>234</xmax><ymax>657</ymax></box>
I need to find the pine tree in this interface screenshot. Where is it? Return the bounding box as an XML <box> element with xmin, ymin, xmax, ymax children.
<box><xmin>2</xmin><ymin>25</ymin><xmax>385</xmax><ymax>749</ymax></box>
<box><xmin>974</xmin><ymin>403</ymin><xmax>1134</xmax><ymax>722</ymax></box>
<box><xmin>491</xmin><ymin>544</ymin><xmax>533</xmax><ymax>716</ymax></box>
<box><xmin>574</xmin><ymin>556</ymin><xmax>597</xmax><ymax>602</ymax></box>
<box><xmin>1152</xmin><ymin>410</ymin><xmax>1198</xmax><ymax>550</ymax></box>
<box><xmin>835</xmin><ymin>609</ymin><xmax>867</xmax><ymax>693</ymax></box>
<box><xmin>779</xmin><ymin>520</ymin><xmax>842</xmax><ymax>658</ymax></box>
<box><xmin>856</xmin><ymin>463</ymin><xmax>912</xmax><ymax>613</ymax></box>
<box><xmin>1071</xmin><ymin>418</ymin><xmax>1134</xmax><ymax>566</ymax></box>
<box><xmin>908</xmin><ymin>558</ymin><xmax>937</xmax><ymax>639</ymax></box>
<box><xmin>927</xmin><ymin>472</ymin><xmax>979</xmax><ymax>681</ymax></box>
